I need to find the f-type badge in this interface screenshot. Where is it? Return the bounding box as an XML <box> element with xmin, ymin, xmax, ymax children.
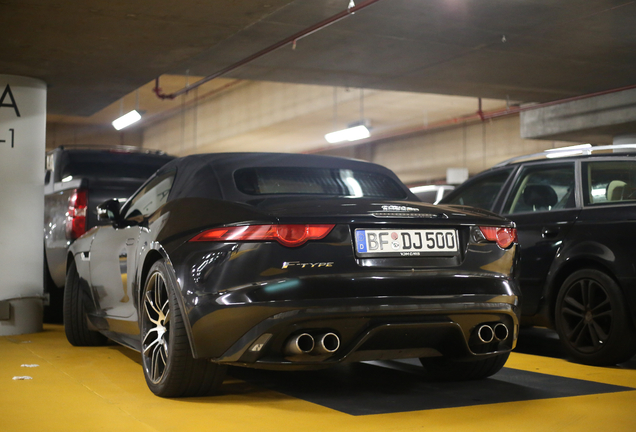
<box><xmin>282</xmin><ymin>261</ymin><xmax>334</xmax><ymax>269</ymax></box>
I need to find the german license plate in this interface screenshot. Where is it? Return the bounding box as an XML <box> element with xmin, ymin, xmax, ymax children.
<box><xmin>355</xmin><ymin>228</ymin><xmax>458</xmax><ymax>256</ymax></box>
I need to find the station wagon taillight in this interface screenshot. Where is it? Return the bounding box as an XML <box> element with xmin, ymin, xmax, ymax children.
<box><xmin>479</xmin><ymin>226</ymin><xmax>517</xmax><ymax>249</ymax></box>
<box><xmin>190</xmin><ymin>224</ymin><xmax>335</xmax><ymax>247</ymax></box>
<box><xmin>66</xmin><ymin>188</ymin><xmax>88</xmax><ymax>240</ymax></box>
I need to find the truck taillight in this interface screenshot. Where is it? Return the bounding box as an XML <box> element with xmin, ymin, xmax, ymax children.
<box><xmin>66</xmin><ymin>189</ymin><xmax>88</xmax><ymax>240</ymax></box>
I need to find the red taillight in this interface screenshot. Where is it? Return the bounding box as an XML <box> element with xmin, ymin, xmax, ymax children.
<box><xmin>479</xmin><ymin>226</ymin><xmax>517</xmax><ymax>249</ymax></box>
<box><xmin>66</xmin><ymin>189</ymin><xmax>88</xmax><ymax>240</ymax></box>
<box><xmin>190</xmin><ymin>224</ymin><xmax>335</xmax><ymax>247</ymax></box>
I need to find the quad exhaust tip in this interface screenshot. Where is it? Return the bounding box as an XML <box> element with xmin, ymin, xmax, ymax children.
<box><xmin>284</xmin><ymin>332</ymin><xmax>340</xmax><ymax>356</ymax></box>
<box><xmin>314</xmin><ymin>332</ymin><xmax>340</xmax><ymax>354</ymax></box>
<box><xmin>493</xmin><ymin>323</ymin><xmax>509</xmax><ymax>341</ymax></box>
<box><xmin>284</xmin><ymin>333</ymin><xmax>314</xmax><ymax>355</ymax></box>
<box><xmin>476</xmin><ymin>323</ymin><xmax>509</xmax><ymax>344</ymax></box>
<box><xmin>477</xmin><ymin>324</ymin><xmax>494</xmax><ymax>343</ymax></box>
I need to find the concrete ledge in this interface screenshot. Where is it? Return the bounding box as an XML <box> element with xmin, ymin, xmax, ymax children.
<box><xmin>521</xmin><ymin>88</ymin><xmax>636</xmax><ymax>144</ymax></box>
<box><xmin>0</xmin><ymin>297</ymin><xmax>43</xmax><ymax>336</ymax></box>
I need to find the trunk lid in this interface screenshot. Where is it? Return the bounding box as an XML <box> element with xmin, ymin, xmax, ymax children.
<box><xmin>248</xmin><ymin>197</ymin><xmax>509</xmax><ymax>226</ymax></box>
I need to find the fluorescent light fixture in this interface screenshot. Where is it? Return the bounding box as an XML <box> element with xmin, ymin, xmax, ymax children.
<box><xmin>325</xmin><ymin>124</ymin><xmax>370</xmax><ymax>144</ymax></box>
<box><xmin>545</xmin><ymin>143</ymin><xmax>592</xmax><ymax>159</ymax></box>
<box><xmin>112</xmin><ymin>109</ymin><xmax>142</xmax><ymax>130</ymax></box>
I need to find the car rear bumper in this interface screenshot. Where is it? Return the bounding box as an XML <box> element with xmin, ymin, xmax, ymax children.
<box><xmin>184</xmin><ymin>276</ymin><xmax>520</xmax><ymax>368</ymax></box>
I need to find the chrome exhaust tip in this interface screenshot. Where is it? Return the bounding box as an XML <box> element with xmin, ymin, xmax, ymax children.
<box><xmin>314</xmin><ymin>332</ymin><xmax>340</xmax><ymax>354</ymax></box>
<box><xmin>477</xmin><ymin>324</ymin><xmax>494</xmax><ymax>343</ymax></box>
<box><xmin>493</xmin><ymin>323</ymin><xmax>509</xmax><ymax>341</ymax></box>
<box><xmin>284</xmin><ymin>333</ymin><xmax>315</xmax><ymax>355</ymax></box>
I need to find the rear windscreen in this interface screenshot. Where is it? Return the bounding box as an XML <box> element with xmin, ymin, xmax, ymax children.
<box><xmin>234</xmin><ymin>167</ymin><xmax>407</xmax><ymax>199</ymax></box>
<box><xmin>58</xmin><ymin>151</ymin><xmax>173</xmax><ymax>181</ymax></box>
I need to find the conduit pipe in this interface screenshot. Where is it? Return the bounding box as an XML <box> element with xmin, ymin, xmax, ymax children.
<box><xmin>153</xmin><ymin>0</ymin><xmax>384</xmax><ymax>100</ymax></box>
<box><xmin>146</xmin><ymin>79</ymin><xmax>244</xmax><ymax>127</ymax></box>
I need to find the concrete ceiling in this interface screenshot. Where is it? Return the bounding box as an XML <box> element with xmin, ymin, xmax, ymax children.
<box><xmin>3</xmin><ymin>0</ymin><xmax>636</xmax><ymax>118</ymax></box>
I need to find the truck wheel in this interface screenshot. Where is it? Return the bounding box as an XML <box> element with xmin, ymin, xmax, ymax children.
<box><xmin>43</xmin><ymin>256</ymin><xmax>63</xmax><ymax>324</ymax></box>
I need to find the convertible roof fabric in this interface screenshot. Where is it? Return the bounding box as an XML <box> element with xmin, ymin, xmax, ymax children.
<box><xmin>158</xmin><ymin>152</ymin><xmax>414</xmax><ymax>203</ymax></box>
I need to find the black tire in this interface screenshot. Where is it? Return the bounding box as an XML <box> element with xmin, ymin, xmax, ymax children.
<box><xmin>419</xmin><ymin>352</ymin><xmax>509</xmax><ymax>381</ymax></box>
<box><xmin>555</xmin><ymin>269</ymin><xmax>636</xmax><ymax>366</ymax></box>
<box><xmin>63</xmin><ymin>260</ymin><xmax>108</xmax><ymax>346</ymax></box>
<box><xmin>140</xmin><ymin>260</ymin><xmax>226</xmax><ymax>398</ymax></box>
<box><xmin>43</xmin><ymin>256</ymin><xmax>64</xmax><ymax>324</ymax></box>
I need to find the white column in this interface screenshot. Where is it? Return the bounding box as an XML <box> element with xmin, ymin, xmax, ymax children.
<box><xmin>0</xmin><ymin>75</ymin><xmax>46</xmax><ymax>335</ymax></box>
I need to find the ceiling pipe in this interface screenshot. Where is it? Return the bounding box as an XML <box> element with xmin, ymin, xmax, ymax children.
<box><xmin>307</xmin><ymin>83</ymin><xmax>636</xmax><ymax>154</ymax></box>
<box><xmin>153</xmin><ymin>0</ymin><xmax>384</xmax><ymax>100</ymax></box>
<box><xmin>477</xmin><ymin>97</ymin><xmax>485</xmax><ymax>121</ymax></box>
<box><xmin>146</xmin><ymin>79</ymin><xmax>244</xmax><ymax>127</ymax></box>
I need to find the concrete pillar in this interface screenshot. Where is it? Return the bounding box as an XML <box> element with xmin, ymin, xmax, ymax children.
<box><xmin>0</xmin><ymin>75</ymin><xmax>46</xmax><ymax>335</ymax></box>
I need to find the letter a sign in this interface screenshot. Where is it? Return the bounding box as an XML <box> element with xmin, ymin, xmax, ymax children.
<box><xmin>0</xmin><ymin>84</ymin><xmax>21</xmax><ymax>117</ymax></box>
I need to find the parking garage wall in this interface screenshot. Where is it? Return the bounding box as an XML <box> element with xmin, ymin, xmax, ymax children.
<box><xmin>314</xmin><ymin>116</ymin><xmax>577</xmax><ymax>185</ymax></box>
<box><xmin>140</xmin><ymin>80</ymin><xmax>579</xmax><ymax>185</ymax></box>
<box><xmin>141</xmin><ymin>81</ymin><xmax>380</xmax><ymax>156</ymax></box>
<box><xmin>46</xmin><ymin>122</ymin><xmax>142</xmax><ymax>150</ymax></box>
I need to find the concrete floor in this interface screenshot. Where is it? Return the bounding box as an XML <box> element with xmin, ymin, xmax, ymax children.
<box><xmin>2</xmin><ymin>325</ymin><xmax>635</xmax><ymax>432</ymax></box>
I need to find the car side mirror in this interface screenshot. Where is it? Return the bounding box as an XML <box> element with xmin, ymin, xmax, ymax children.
<box><xmin>97</xmin><ymin>198</ymin><xmax>121</xmax><ymax>221</ymax></box>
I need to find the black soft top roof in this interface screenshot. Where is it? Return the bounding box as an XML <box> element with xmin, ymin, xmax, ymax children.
<box><xmin>158</xmin><ymin>152</ymin><xmax>415</xmax><ymax>202</ymax></box>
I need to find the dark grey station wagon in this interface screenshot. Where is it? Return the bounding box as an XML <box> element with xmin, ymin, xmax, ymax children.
<box><xmin>441</xmin><ymin>144</ymin><xmax>636</xmax><ymax>365</ymax></box>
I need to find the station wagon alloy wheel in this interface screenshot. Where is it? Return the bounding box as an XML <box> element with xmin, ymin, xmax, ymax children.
<box><xmin>559</xmin><ymin>277</ymin><xmax>612</xmax><ymax>352</ymax></box>
<box><xmin>142</xmin><ymin>271</ymin><xmax>171</xmax><ymax>384</ymax></box>
<box><xmin>555</xmin><ymin>269</ymin><xmax>636</xmax><ymax>366</ymax></box>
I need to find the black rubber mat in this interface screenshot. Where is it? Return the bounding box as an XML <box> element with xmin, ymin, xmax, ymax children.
<box><xmin>514</xmin><ymin>328</ymin><xmax>567</xmax><ymax>359</ymax></box>
<box><xmin>230</xmin><ymin>359</ymin><xmax>634</xmax><ymax>415</ymax></box>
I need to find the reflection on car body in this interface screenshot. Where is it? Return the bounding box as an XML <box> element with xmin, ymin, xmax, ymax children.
<box><xmin>43</xmin><ymin>146</ymin><xmax>175</xmax><ymax>321</ymax></box>
<box><xmin>410</xmin><ymin>184</ymin><xmax>455</xmax><ymax>204</ymax></box>
<box><xmin>64</xmin><ymin>152</ymin><xmax>520</xmax><ymax>397</ymax></box>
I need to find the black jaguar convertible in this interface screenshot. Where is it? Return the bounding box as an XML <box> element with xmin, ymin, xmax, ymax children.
<box><xmin>64</xmin><ymin>153</ymin><xmax>520</xmax><ymax>397</ymax></box>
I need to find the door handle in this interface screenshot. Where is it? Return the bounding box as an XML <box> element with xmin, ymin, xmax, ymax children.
<box><xmin>541</xmin><ymin>227</ymin><xmax>560</xmax><ymax>238</ymax></box>
<box><xmin>126</xmin><ymin>238</ymin><xmax>135</xmax><ymax>246</ymax></box>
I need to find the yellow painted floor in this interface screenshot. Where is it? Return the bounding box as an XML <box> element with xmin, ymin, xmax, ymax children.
<box><xmin>2</xmin><ymin>324</ymin><xmax>636</xmax><ymax>432</ymax></box>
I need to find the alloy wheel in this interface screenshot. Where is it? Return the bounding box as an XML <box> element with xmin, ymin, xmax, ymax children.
<box><xmin>559</xmin><ymin>277</ymin><xmax>612</xmax><ymax>354</ymax></box>
<box><xmin>142</xmin><ymin>271</ymin><xmax>171</xmax><ymax>384</ymax></box>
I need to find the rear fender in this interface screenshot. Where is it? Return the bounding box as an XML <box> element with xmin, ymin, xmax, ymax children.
<box><xmin>136</xmin><ymin>242</ymin><xmax>199</xmax><ymax>358</ymax></box>
<box><xmin>541</xmin><ymin>240</ymin><xmax>619</xmax><ymax>327</ymax></box>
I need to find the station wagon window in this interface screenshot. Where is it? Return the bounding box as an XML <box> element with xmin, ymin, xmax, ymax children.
<box><xmin>503</xmin><ymin>163</ymin><xmax>575</xmax><ymax>215</ymax></box>
<box><xmin>124</xmin><ymin>172</ymin><xmax>175</xmax><ymax>219</ymax></box>
<box><xmin>584</xmin><ymin>160</ymin><xmax>636</xmax><ymax>206</ymax></box>
<box><xmin>234</xmin><ymin>167</ymin><xmax>407</xmax><ymax>199</ymax></box>
<box><xmin>443</xmin><ymin>169</ymin><xmax>513</xmax><ymax>211</ymax></box>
